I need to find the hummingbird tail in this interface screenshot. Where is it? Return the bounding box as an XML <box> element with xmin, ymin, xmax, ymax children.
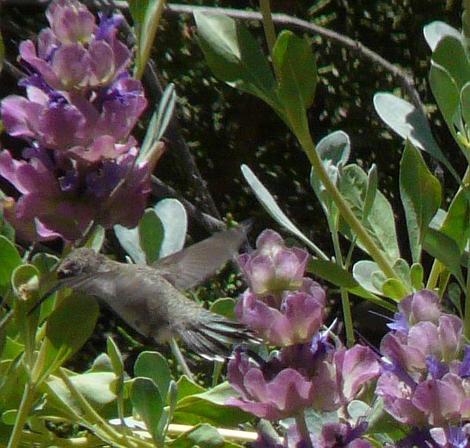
<box><xmin>178</xmin><ymin>314</ymin><xmax>259</xmax><ymax>361</ymax></box>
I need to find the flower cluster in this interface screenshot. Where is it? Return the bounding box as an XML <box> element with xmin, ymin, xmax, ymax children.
<box><xmin>228</xmin><ymin>230</ymin><xmax>380</xmax><ymax>447</ymax></box>
<box><xmin>377</xmin><ymin>289</ymin><xmax>470</xmax><ymax>447</ymax></box>
<box><xmin>0</xmin><ymin>0</ymin><xmax>152</xmax><ymax>241</ymax></box>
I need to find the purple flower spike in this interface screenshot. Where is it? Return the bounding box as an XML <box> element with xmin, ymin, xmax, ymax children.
<box><xmin>0</xmin><ymin>0</ymin><xmax>153</xmax><ymax>242</ymax></box>
<box><xmin>226</xmin><ymin>351</ymin><xmax>316</xmax><ymax>420</ymax></box>
<box><xmin>236</xmin><ymin>286</ymin><xmax>325</xmax><ymax>346</ymax></box>
<box><xmin>238</xmin><ymin>229</ymin><xmax>309</xmax><ymax>296</ymax></box>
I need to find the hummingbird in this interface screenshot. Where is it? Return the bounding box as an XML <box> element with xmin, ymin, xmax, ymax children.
<box><xmin>37</xmin><ymin>224</ymin><xmax>256</xmax><ymax>360</ymax></box>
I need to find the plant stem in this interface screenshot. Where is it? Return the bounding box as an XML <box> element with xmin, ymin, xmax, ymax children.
<box><xmin>7</xmin><ymin>382</ymin><xmax>36</xmax><ymax>448</ymax></box>
<box><xmin>259</xmin><ymin>0</ymin><xmax>276</xmax><ymax>56</ymax></box>
<box><xmin>294</xmin><ymin>410</ymin><xmax>313</xmax><ymax>448</ymax></box>
<box><xmin>212</xmin><ymin>360</ymin><xmax>223</xmax><ymax>387</ymax></box>
<box><xmin>329</xmin><ymin>217</ymin><xmax>354</xmax><ymax>346</ymax></box>
<box><xmin>465</xmin><ymin>253</ymin><xmax>470</xmax><ymax>339</ymax></box>
<box><xmin>57</xmin><ymin>369</ymin><xmax>136</xmax><ymax>448</ymax></box>
<box><xmin>297</xmin><ymin>130</ymin><xmax>403</xmax><ymax>288</ymax></box>
<box><xmin>170</xmin><ymin>337</ymin><xmax>194</xmax><ymax>381</ymax></box>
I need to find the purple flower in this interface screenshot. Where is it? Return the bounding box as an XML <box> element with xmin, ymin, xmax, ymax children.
<box><xmin>236</xmin><ymin>281</ymin><xmax>326</xmax><ymax>346</ymax></box>
<box><xmin>238</xmin><ymin>230</ymin><xmax>309</xmax><ymax>296</ymax></box>
<box><xmin>2</xmin><ymin>77</ymin><xmax>146</xmax><ymax>154</ymax></box>
<box><xmin>315</xmin><ymin>422</ymin><xmax>371</xmax><ymax>448</ymax></box>
<box><xmin>0</xmin><ymin>147</ymin><xmax>151</xmax><ymax>241</ymax></box>
<box><xmin>226</xmin><ymin>350</ymin><xmax>317</xmax><ymax>420</ymax></box>
<box><xmin>412</xmin><ymin>374</ymin><xmax>464</xmax><ymax>426</ymax></box>
<box><xmin>334</xmin><ymin>345</ymin><xmax>381</xmax><ymax>405</ymax></box>
<box><xmin>376</xmin><ymin>371</ymin><xmax>426</xmax><ymax>425</ymax></box>
<box><xmin>20</xmin><ymin>0</ymin><xmax>130</xmax><ymax>90</ymax></box>
<box><xmin>430</xmin><ymin>425</ymin><xmax>470</xmax><ymax>448</ymax></box>
<box><xmin>397</xmin><ymin>290</ymin><xmax>442</xmax><ymax>329</ymax></box>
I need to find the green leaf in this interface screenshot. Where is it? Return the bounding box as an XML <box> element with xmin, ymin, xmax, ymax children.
<box><xmin>140</xmin><ymin>84</ymin><xmax>176</xmax><ymax>162</ymax></box>
<box><xmin>272</xmin><ymin>31</ymin><xmax>317</xmax><ymax>134</ymax></box>
<box><xmin>429</xmin><ymin>63</ymin><xmax>460</xmax><ymax>131</ymax></box>
<box><xmin>174</xmin><ymin>382</ymin><xmax>252</xmax><ymax>426</ymax></box>
<box><xmin>392</xmin><ymin>258</ymin><xmax>411</xmax><ymax>286</ymax></box>
<box><xmin>131</xmin><ymin>0</ymin><xmax>165</xmax><ymax>79</ymax></box>
<box><xmin>439</xmin><ymin>188</ymin><xmax>470</xmax><ymax>251</ymax></box>
<box><xmin>114</xmin><ymin>224</ymin><xmax>146</xmax><ymax>264</ymax></box>
<box><xmin>84</xmin><ymin>225</ymin><xmax>105</xmax><ymax>252</ymax></box>
<box><xmin>363</xmin><ymin>164</ymin><xmax>378</xmax><ymax>222</ymax></box>
<box><xmin>399</xmin><ymin>141</ymin><xmax>442</xmax><ymax>263</ymax></box>
<box><xmin>310</xmin><ymin>131</ymin><xmax>350</xmax><ymax>218</ymax></box>
<box><xmin>338</xmin><ymin>164</ymin><xmax>400</xmax><ymax>263</ymax></box>
<box><xmin>0</xmin><ymin>236</ymin><xmax>21</xmax><ymax>295</ymax></box>
<box><xmin>381</xmin><ymin>278</ymin><xmax>409</xmax><ymax>301</ymax></box>
<box><xmin>460</xmin><ymin>82</ymin><xmax>470</xmax><ymax>130</ymax></box>
<box><xmin>11</xmin><ymin>264</ymin><xmax>40</xmax><ymax>298</ymax></box>
<box><xmin>169</xmin><ymin>423</ymin><xmax>225</xmax><ymax>448</ymax></box>
<box><xmin>36</xmin><ymin>293</ymin><xmax>99</xmax><ymax>383</ymax></box>
<box><xmin>45</xmin><ymin>372</ymin><xmax>117</xmax><ymax>415</ymax></box>
<box><xmin>241</xmin><ymin>164</ymin><xmax>326</xmax><ymax>258</ymax></box>
<box><xmin>423</xmin><ymin>228</ymin><xmax>464</xmax><ymax>286</ymax></box>
<box><xmin>154</xmin><ymin>198</ymin><xmax>187</xmax><ymax>258</ymax></box>
<box><xmin>134</xmin><ymin>351</ymin><xmax>171</xmax><ymax>402</ymax></box>
<box><xmin>106</xmin><ymin>337</ymin><xmax>124</xmax><ymax>377</ymax></box>
<box><xmin>139</xmin><ymin>209</ymin><xmax>164</xmax><ymax>264</ymax></box>
<box><xmin>307</xmin><ymin>259</ymin><xmax>395</xmax><ymax>311</ymax></box>
<box><xmin>195</xmin><ymin>12</ymin><xmax>279</xmax><ymax>110</ymax></box>
<box><xmin>423</xmin><ymin>21</ymin><xmax>461</xmax><ymax>51</ymax></box>
<box><xmin>410</xmin><ymin>263</ymin><xmax>424</xmax><ymax>290</ymax></box>
<box><xmin>352</xmin><ymin>261</ymin><xmax>384</xmax><ymax>296</ymax></box>
<box><xmin>447</xmin><ymin>282</ymin><xmax>463</xmax><ymax>317</ymax></box>
<box><xmin>316</xmin><ymin>130</ymin><xmax>351</xmax><ymax>167</ymax></box>
<box><xmin>131</xmin><ymin>377</ymin><xmax>164</xmax><ymax>444</ymax></box>
<box><xmin>272</xmin><ymin>30</ymin><xmax>317</xmax><ymax>110</ymax></box>
<box><xmin>432</xmin><ymin>36</ymin><xmax>470</xmax><ymax>90</ymax></box>
<box><xmin>210</xmin><ymin>298</ymin><xmax>236</xmax><ymax>319</ymax></box>
<box><xmin>373</xmin><ymin>93</ymin><xmax>453</xmax><ymax>172</ymax></box>
<box><xmin>1</xmin><ymin>410</ymin><xmax>16</xmax><ymax>426</ymax></box>
<box><xmin>31</xmin><ymin>253</ymin><xmax>59</xmax><ymax>275</ymax></box>
<box><xmin>176</xmin><ymin>375</ymin><xmax>206</xmax><ymax>402</ymax></box>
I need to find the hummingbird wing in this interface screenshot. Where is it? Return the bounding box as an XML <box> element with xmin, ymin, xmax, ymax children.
<box><xmin>178</xmin><ymin>311</ymin><xmax>258</xmax><ymax>361</ymax></box>
<box><xmin>152</xmin><ymin>223</ymin><xmax>250</xmax><ymax>290</ymax></box>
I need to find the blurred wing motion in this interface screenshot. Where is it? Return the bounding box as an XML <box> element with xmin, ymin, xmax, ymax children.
<box><xmin>153</xmin><ymin>221</ymin><xmax>251</xmax><ymax>290</ymax></box>
<box><xmin>36</xmin><ymin>223</ymin><xmax>257</xmax><ymax>360</ymax></box>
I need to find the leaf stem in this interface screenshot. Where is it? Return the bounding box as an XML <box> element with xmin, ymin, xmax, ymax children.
<box><xmin>57</xmin><ymin>369</ymin><xmax>141</xmax><ymax>448</ymax></box>
<box><xmin>297</xmin><ymin>129</ymin><xmax>404</xmax><ymax>288</ymax></box>
<box><xmin>170</xmin><ymin>337</ymin><xmax>194</xmax><ymax>381</ymax></box>
<box><xmin>7</xmin><ymin>382</ymin><xmax>36</xmax><ymax>448</ymax></box>
<box><xmin>328</xmin><ymin>216</ymin><xmax>355</xmax><ymax>346</ymax></box>
<box><xmin>259</xmin><ymin>0</ymin><xmax>277</xmax><ymax>57</ymax></box>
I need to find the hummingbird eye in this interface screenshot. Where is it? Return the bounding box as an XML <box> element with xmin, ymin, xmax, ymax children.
<box><xmin>57</xmin><ymin>260</ymin><xmax>83</xmax><ymax>278</ymax></box>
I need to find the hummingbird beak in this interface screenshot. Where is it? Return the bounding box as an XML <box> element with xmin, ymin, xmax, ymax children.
<box><xmin>28</xmin><ymin>281</ymin><xmax>65</xmax><ymax>315</ymax></box>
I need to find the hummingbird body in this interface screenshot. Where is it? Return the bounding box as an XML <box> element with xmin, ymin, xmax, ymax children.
<box><xmin>48</xmin><ymin>225</ymin><xmax>255</xmax><ymax>359</ymax></box>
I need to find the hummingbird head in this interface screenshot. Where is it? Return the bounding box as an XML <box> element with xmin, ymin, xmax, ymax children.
<box><xmin>57</xmin><ymin>248</ymin><xmax>105</xmax><ymax>278</ymax></box>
